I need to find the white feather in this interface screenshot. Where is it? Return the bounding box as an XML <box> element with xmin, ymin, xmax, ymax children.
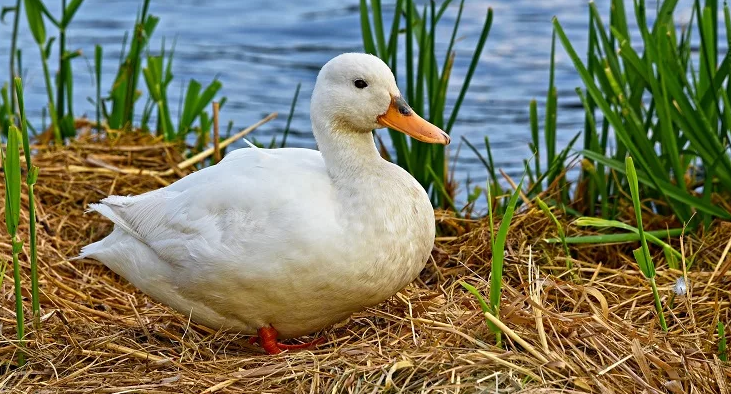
<box><xmin>242</xmin><ymin>138</ymin><xmax>257</xmax><ymax>149</ymax></box>
<box><xmin>80</xmin><ymin>53</ymin><xmax>437</xmax><ymax>339</ymax></box>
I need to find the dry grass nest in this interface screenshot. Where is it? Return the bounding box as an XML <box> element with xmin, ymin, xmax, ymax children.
<box><xmin>0</xmin><ymin>129</ymin><xmax>729</xmax><ymax>393</ymax></box>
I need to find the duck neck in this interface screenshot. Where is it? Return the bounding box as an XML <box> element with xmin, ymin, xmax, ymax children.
<box><xmin>312</xmin><ymin>116</ymin><xmax>383</xmax><ymax>183</ymax></box>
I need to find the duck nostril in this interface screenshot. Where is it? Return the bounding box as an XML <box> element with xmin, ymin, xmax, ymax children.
<box><xmin>394</xmin><ymin>96</ymin><xmax>413</xmax><ymax>116</ymax></box>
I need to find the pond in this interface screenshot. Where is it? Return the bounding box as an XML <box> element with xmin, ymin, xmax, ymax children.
<box><xmin>0</xmin><ymin>0</ymin><xmax>691</xmax><ymax>204</ymax></box>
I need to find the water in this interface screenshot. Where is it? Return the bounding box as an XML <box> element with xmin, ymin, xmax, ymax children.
<box><xmin>0</xmin><ymin>0</ymin><xmax>694</xmax><ymax>204</ymax></box>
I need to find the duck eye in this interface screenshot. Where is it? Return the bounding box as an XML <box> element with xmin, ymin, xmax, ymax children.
<box><xmin>354</xmin><ymin>79</ymin><xmax>368</xmax><ymax>89</ymax></box>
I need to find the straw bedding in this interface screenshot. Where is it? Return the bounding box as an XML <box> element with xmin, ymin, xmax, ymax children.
<box><xmin>0</xmin><ymin>128</ymin><xmax>729</xmax><ymax>393</ymax></box>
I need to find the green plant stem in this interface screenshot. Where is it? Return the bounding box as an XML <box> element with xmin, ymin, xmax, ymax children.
<box><xmin>16</xmin><ymin>77</ymin><xmax>40</xmax><ymax>328</ymax></box>
<box><xmin>359</xmin><ymin>1</ymin><xmax>491</xmax><ymax>208</ymax></box>
<box><xmin>38</xmin><ymin>46</ymin><xmax>61</xmax><ymax>144</ymax></box>
<box><xmin>95</xmin><ymin>45</ymin><xmax>102</xmax><ymax>130</ymax></box>
<box><xmin>460</xmin><ymin>282</ymin><xmax>495</xmax><ymax>339</ymax></box>
<box><xmin>719</xmin><ymin>321</ymin><xmax>728</xmax><ymax>361</ymax></box>
<box><xmin>545</xmin><ymin>228</ymin><xmax>685</xmax><ymax>244</ymax></box>
<box><xmin>281</xmin><ymin>83</ymin><xmax>301</xmax><ymax>148</ymax></box>
<box><xmin>123</xmin><ymin>1</ymin><xmax>151</xmax><ymax>129</ymax></box>
<box><xmin>8</xmin><ymin>0</ymin><xmax>21</xmax><ymax>119</ymax></box>
<box><xmin>648</xmin><ymin>277</ymin><xmax>668</xmax><ymax>332</ymax></box>
<box><xmin>56</xmin><ymin>0</ymin><xmax>67</xmax><ymax>123</ymax></box>
<box><xmin>11</xmin><ymin>240</ymin><xmax>25</xmax><ymax>365</ymax></box>
<box><xmin>487</xmin><ymin>178</ymin><xmax>524</xmax><ymax>347</ymax></box>
<box><xmin>0</xmin><ymin>260</ymin><xmax>6</xmax><ymax>289</ymax></box>
<box><xmin>28</xmin><ymin>177</ymin><xmax>39</xmax><ymax>328</ymax></box>
<box><xmin>535</xmin><ymin>197</ymin><xmax>572</xmax><ymax>271</ymax></box>
<box><xmin>483</xmin><ymin>179</ymin><xmax>500</xmax><ymax>347</ymax></box>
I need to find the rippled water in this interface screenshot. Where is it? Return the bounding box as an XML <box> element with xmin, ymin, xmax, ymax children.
<box><xmin>0</xmin><ymin>0</ymin><xmax>694</xmax><ymax>202</ymax></box>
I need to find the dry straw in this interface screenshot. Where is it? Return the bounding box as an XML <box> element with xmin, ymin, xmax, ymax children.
<box><xmin>0</xmin><ymin>125</ymin><xmax>729</xmax><ymax>393</ymax></box>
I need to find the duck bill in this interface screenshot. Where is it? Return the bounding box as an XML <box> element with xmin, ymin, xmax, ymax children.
<box><xmin>377</xmin><ymin>96</ymin><xmax>450</xmax><ymax>145</ymax></box>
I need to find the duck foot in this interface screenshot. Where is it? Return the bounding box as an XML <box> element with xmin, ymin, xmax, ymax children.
<box><xmin>250</xmin><ymin>326</ymin><xmax>325</xmax><ymax>354</ymax></box>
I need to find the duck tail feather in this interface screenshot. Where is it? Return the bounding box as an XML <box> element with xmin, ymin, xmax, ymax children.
<box><xmin>87</xmin><ymin>202</ymin><xmax>146</xmax><ymax>243</ymax></box>
<box><xmin>242</xmin><ymin>138</ymin><xmax>258</xmax><ymax>149</ymax></box>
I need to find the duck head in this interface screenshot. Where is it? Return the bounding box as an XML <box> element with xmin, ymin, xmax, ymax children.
<box><xmin>310</xmin><ymin>53</ymin><xmax>450</xmax><ymax>145</ymax></box>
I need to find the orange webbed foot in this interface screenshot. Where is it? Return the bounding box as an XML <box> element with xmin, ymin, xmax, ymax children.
<box><xmin>251</xmin><ymin>326</ymin><xmax>325</xmax><ymax>355</ymax></box>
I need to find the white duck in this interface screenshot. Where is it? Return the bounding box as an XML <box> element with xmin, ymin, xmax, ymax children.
<box><xmin>79</xmin><ymin>53</ymin><xmax>450</xmax><ymax>354</ymax></box>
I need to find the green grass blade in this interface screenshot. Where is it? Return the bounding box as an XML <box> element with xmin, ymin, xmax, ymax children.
<box><xmin>545</xmin><ymin>228</ymin><xmax>685</xmax><ymax>244</ymax></box>
<box><xmin>573</xmin><ymin>217</ymin><xmax>683</xmax><ymax>260</ymax></box>
<box><xmin>13</xmin><ymin>78</ymin><xmax>30</xmax><ymax>169</ymax></box>
<box><xmin>94</xmin><ymin>45</ymin><xmax>102</xmax><ymax>130</ymax></box>
<box><xmin>628</xmin><ymin>156</ymin><xmax>667</xmax><ymax>331</ymax></box>
<box><xmin>14</xmin><ymin>78</ymin><xmax>40</xmax><ymax>326</ymax></box>
<box><xmin>536</xmin><ymin>197</ymin><xmax>571</xmax><ymax>270</ymax></box>
<box><xmin>489</xmin><ymin>177</ymin><xmax>524</xmax><ymax>344</ymax></box>
<box><xmin>554</xmin><ymin>19</ymin><xmax>666</xmax><ymax>183</ymax></box>
<box><xmin>405</xmin><ymin>0</ymin><xmax>414</xmax><ymax>103</ymax></box>
<box><xmin>461</xmin><ymin>282</ymin><xmax>489</xmax><ymax>314</ymax></box>
<box><xmin>445</xmin><ymin>7</ymin><xmax>492</xmax><ymax>133</ymax></box>
<box><xmin>648</xmin><ymin>276</ymin><xmax>668</xmax><ymax>331</ymax></box>
<box><xmin>546</xmin><ymin>30</ymin><xmax>557</xmax><ymax>171</ymax></box>
<box><xmin>581</xmin><ymin>150</ymin><xmax>731</xmax><ymax>219</ymax></box>
<box><xmin>3</xmin><ymin>126</ymin><xmax>26</xmax><ymax>363</ymax></box>
<box><xmin>719</xmin><ymin>321</ymin><xmax>728</xmax><ymax>362</ymax></box>
<box><xmin>610</xmin><ymin>0</ymin><xmax>630</xmax><ymax>45</ymax></box>
<box><xmin>386</xmin><ymin>0</ymin><xmax>402</xmax><ymax>66</ymax></box>
<box><xmin>359</xmin><ymin>0</ymin><xmax>377</xmax><ymax>55</ymax></box>
<box><xmin>0</xmin><ymin>260</ymin><xmax>5</xmax><ymax>290</ymax></box>
<box><xmin>61</xmin><ymin>0</ymin><xmax>84</xmax><ymax>26</ymax></box>
<box><xmin>23</xmin><ymin>0</ymin><xmax>45</xmax><ymax>45</ymax></box>
<box><xmin>442</xmin><ymin>0</ymin><xmax>464</xmax><ymax>78</ymax></box>
<box><xmin>191</xmin><ymin>80</ymin><xmax>222</xmax><ymax>122</ymax></box>
<box><xmin>426</xmin><ymin>165</ymin><xmax>457</xmax><ymax>213</ymax></box>
<box><xmin>281</xmin><ymin>83</ymin><xmax>301</xmax><ymax>148</ymax></box>
<box><xmin>529</xmin><ymin>99</ymin><xmax>540</xmax><ymax>179</ymax></box>
<box><xmin>724</xmin><ymin>3</ymin><xmax>731</xmax><ymax>55</ymax></box>
<box><xmin>370</xmin><ymin>0</ymin><xmax>387</xmax><ymax>57</ymax></box>
<box><xmin>588</xmin><ymin>3</ymin><xmax>625</xmax><ymax>92</ymax></box>
<box><xmin>11</xmin><ymin>241</ymin><xmax>25</xmax><ymax>365</ymax></box>
<box><xmin>26</xmin><ymin>165</ymin><xmax>38</xmax><ymax>327</ymax></box>
<box><xmin>180</xmin><ymin>79</ymin><xmax>202</xmax><ymax>132</ymax></box>
<box><xmin>486</xmin><ymin>177</ymin><xmax>495</xmax><ymax>251</ymax></box>
<box><xmin>460</xmin><ymin>282</ymin><xmax>499</xmax><ymax>336</ymax></box>
<box><xmin>4</xmin><ymin>126</ymin><xmax>22</xmax><ymax>236</ymax></box>
<box><xmin>435</xmin><ymin>0</ymin><xmax>453</xmax><ymax>21</ymax></box>
<box><xmin>627</xmin><ymin>156</ymin><xmax>656</xmax><ymax>279</ymax></box>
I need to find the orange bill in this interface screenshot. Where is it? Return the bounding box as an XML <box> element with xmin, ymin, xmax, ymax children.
<box><xmin>377</xmin><ymin>96</ymin><xmax>450</xmax><ymax>145</ymax></box>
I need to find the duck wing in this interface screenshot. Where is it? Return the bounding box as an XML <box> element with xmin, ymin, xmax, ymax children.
<box><xmin>79</xmin><ymin>147</ymin><xmax>342</xmax><ymax>329</ymax></box>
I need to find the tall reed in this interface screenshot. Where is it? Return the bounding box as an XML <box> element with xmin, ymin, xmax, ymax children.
<box><xmin>280</xmin><ymin>83</ymin><xmax>301</xmax><ymax>148</ymax></box>
<box><xmin>536</xmin><ymin>196</ymin><xmax>572</xmax><ymax>272</ymax></box>
<box><xmin>1</xmin><ymin>79</ymin><xmax>41</xmax><ymax>365</ymax></box>
<box><xmin>360</xmin><ymin>0</ymin><xmax>493</xmax><ymax>207</ymax></box>
<box><xmin>1</xmin><ymin>83</ymin><xmax>11</xmax><ymax>136</ymax></box>
<box><xmin>626</xmin><ymin>156</ymin><xmax>668</xmax><ymax>331</ymax></box>
<box><xmin>3</xmin><ymin>124</ymin><xmax>25</xmax><ymax>365</ymax></box>
<box><xmin>2</xmin><ymin>0</ymin><xmax>227</xmax><ymax>146</ymax></box>
<box><xmin>55</xmin><ymin>0</ymin><xmax>85</xmax><ymax>139</ymax></box>
<box><xmin>23</xmin><ymin>0</ymin><xmax>61</xmax><ymax>143</ymax></box>
<box><xmin>719</xmin><ymin>321</ymin><xmax>728</xmax><ymax>361</ymax></box>
<box><xmin>461</xmin><ymin>178</ymin><xmax>524</xmax><ymax>346</ymax></box>
<box><xmin>142</xmin><ymin>41</ymin><xmax>223</xmax><ymax>143</ymax></box>
<box><xmin>15</xmin><ymin>78</ymin><xmax>40</xmax><ymax>328</ymax></box>
<box><xmin>552</xmin><ymin>0</ymin><xmax>731</xmax><ymax>222</ymax></box>
<box><xmin>105</xmin><ymin>0</ymin><xmax>157</xmax><ymax>130</ymax></box>
<box><xmin>7</xmin><ymin>0</ymin><xmax>22</xmax><ymax>119</ymax></box>
<box><xmin>94</xmin><ymin>45</ymin><xmax>102</xmax><ymax>130</ymax></box>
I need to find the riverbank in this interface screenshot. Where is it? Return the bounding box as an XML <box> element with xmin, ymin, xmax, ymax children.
<box><xmin>0</xmin><ymin>130</ymin><xmax>728</xmax><ymax>393</ymax></box>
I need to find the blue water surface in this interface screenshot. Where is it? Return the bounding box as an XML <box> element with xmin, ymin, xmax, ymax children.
<box><xmin>0</xmin><ymin>0</ymin><xmax>695</xmax><ymax>204</ymax></box>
